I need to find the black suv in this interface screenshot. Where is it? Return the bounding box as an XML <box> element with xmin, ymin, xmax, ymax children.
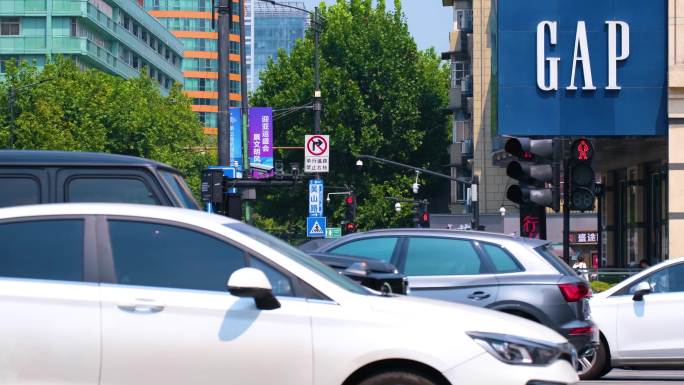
<box><xmin>0</xmin><ymin>150</ymin><xmax>199</xmax><ymax>209</ymax></box>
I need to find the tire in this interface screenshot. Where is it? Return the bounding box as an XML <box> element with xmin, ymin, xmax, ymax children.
<box><xmin>578</xmin><ymin>340</ymin><xmax>610</xmax><ymax>381</ymax></box>
<box><xmin>356</xmin><ymin>371</ymin><xmax>439</xmax><ymax>385</ymax></box>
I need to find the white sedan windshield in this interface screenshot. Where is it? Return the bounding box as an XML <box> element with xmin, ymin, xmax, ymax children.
<box><xmin>225</xmin><ymin>223</ymin><xmax>368</xmax><ymax>295</ymax></box>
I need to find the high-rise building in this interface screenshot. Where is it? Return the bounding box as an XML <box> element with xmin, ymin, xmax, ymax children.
<box><xmin>249</xmin><ymin>1</ymin><xmax>307</xmax><ymax>91</ymax></box>
<box><xmin>146</xmin><ymin>0</ymin><xmax>243</xmax><ymax>134</ymax></box>
<box><xmin>0</xmin><ymin>0</ymin><xmax>184</xmax><ymax>89</ymax></box>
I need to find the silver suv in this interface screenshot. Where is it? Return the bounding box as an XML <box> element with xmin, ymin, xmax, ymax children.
<box><xmin>312</xmin><ymin>229</ymin><xmax>599</xmax><ymax>378</ymax></box>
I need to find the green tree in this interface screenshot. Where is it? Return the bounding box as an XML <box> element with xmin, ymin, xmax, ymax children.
<box><xmin>251</xmin><ymin>0</ymin><xmax>450</xmax><ymax>237</ymax></box>
<box><xmin>0</xmin><ymin>58</ymin><xmax>212</xmax><ymax>197</ymax></box>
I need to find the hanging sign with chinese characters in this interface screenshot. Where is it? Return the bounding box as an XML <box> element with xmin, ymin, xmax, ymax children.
<box><xmin>248</xmin><ymin>107</ymin><xmax>274</xmax><ymax>179</ymax></box>
<box><xmin>569</xmin><ymin>232</ymin><xmax>599</xmax><ymax>245</ymax></box>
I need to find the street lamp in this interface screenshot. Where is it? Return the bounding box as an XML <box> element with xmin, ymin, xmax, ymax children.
<box><xmin>394</xmin><ymin>202</ymin><xmax>402</xmax><ymax>213</ymax></box>
<box><xmin>412</xmin><ymin>171</ymin><xmax>420</xmax><ymax>194</ymax></box>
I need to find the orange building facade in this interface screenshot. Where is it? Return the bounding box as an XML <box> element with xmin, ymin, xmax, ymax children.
<box><xmin>145</xmin><ymin>0</ymin><xmax>242</xmax><ymax>135</ymax></box>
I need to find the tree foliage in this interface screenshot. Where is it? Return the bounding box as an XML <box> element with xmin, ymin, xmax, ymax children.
<box><xmin>251</xmin><ymin>0</ymin><xmax>450</xmax><ymax>236</ymax></box>
<box><xmin>0</xmin><ymin>58</ymin><xmax>213</xmax><ymax>196</ymax></box>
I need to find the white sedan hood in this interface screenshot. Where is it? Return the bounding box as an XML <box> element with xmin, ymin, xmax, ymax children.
<box><xmin>366</xmin><ymin>294</ymin><xmax>568</xmax><ymax>345</ymax></box>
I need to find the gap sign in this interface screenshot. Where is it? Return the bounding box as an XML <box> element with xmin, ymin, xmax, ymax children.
<box><xmin>497</xmin><ymin>0</ymin><xmax>667</xmax><ymax>136</ymax></box>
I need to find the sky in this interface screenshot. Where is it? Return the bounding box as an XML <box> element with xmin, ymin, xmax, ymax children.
<box><xmin>299</xmin><ymin>0</ymin><xmax>451</xmax><ymax>53</ymax></box>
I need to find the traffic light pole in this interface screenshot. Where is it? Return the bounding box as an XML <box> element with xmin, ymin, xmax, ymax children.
<box><xmin>563</xmin><ymin>149</ymin><xmax>571</xmax><ymax>265</ymax></box>
<box><xmin>216</xmin><ymin>0</ymin><xmax>232</xmax><ymax>167</ymax></box>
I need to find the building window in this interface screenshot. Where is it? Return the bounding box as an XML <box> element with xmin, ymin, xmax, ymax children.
<box><xmin>193</xmin><ymin>98</ymin><xmax>218</xmax><ymax>106</ymax></box>
<box><xmin>451</xmin><ymin>61</ymin><xmax>471</xmax><ymax>90</ymax></box>
<box><xmin>70</xmin><ymin>17</ymin><xmax>78</xmax><ymax>37</ymax></box>
<box><xmin>153</xmin><ymin>0</ymin><xmax>160</xmax><ymax>10</ymax></box>
<box><xmin>197</xmin><ymin>112</ymin><xmax>217</xmax><ymax>128</ymax></box>
<box><xmin>454</xmin><ymin>9</ymin><xmax>473</xmax><ymax>31</ymax></box>
<box><xmin>230</xmin><ymin>61</ymin><xmax>239</xmax><ymax>74</ymax></box>
<box><xmin>230</xmin><ymin>80</ymin><xmax>240</xmax><ymax>94</ymax></box>
<box><xmin>123</xmin><ymin>14</ymin><xmax>130</xmax><ymax>30</ymax></box>
<box><xmin>0</xmin><ymin>17</ymin><xmax>20</xmax><ymax>36</ymax></box>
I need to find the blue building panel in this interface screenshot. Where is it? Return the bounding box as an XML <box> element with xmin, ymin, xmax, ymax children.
<box><xmin>497</xmin><ymin>0</ymin><xmax>667</xmax><ymax>137</ymax></box>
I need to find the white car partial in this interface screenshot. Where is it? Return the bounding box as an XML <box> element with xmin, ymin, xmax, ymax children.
<box><xmin>0</xmin><ymin>204</ymin><xmax>579</xmax><ymax>385</ymax></box>
<box><xmin>584</xmin><ymin>258</ymin><xmax>684</xmax><ymax>379</ymax></box>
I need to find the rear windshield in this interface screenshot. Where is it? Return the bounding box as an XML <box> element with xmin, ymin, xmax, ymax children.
<box><xmin>535</xmin><ymin>244</ymin><xmax>578</xmax><ymax>276</ymax></box>
<box><xmin>160</xmin><ymin>171</ymin><xmax>200</xmax><ymax>210</ymax></box>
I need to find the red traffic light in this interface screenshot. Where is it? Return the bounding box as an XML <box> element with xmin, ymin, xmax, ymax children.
<box><xmin>345</xmin><ymin>196</ymin><xmax>354</xmax><ymax>204</ymax></box>
<box><xmin>571</xmin><ymin>138</ymin><xmax>594</xmax><ymax>162</ymax></box>
<box><xmin>421</xmin><ymin>212</ymin><xmax>429</xmax><ymax>222</ymax></box>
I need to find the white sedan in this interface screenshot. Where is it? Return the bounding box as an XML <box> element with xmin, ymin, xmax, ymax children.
<box><xmin>0</xmin><ymin>203</ymin><xmax>579</xmax><ymax>385</ymax></box>
<box><xmin>584</xmin><ymin>258</ymin><xmax>684</xmax><ymax>379</ymax></box>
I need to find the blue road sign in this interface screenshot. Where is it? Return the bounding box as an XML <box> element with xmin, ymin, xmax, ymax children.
<box><xmin>308</xmin><ymin>179</ymin><xmax>324</xmax><ymax>217</ymax></box>
<box><xmin>307</xmin><ymin>216</ymin><xmax>326</xmax><ymax>238</ymax></box>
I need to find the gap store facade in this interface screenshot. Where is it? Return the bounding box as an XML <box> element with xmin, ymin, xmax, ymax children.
<box><xmin>496</xmin><ymin>0</ymin><xmax>675</xmax><ymax>267</ymax></box>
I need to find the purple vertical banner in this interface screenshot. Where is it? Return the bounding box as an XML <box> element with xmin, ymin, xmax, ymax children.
<box><xmin>248</xmin><ymin>107</ymin><xmax>274</xmax><ymax>179</ymax></box>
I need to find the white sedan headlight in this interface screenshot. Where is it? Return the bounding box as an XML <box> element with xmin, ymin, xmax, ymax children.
<box><xmin>467</xmin><ymin>332</ymin><xmax>575</xmax><ymax>366</ymax></box>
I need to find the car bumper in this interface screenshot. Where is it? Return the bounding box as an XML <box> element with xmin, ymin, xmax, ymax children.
<box><xmin>443</xmin><ymin>352</ymin><xmax>579</xmax><ymax>385</ymax></box>
<box><xmin>560</xmin><ymin>323</ymin><xmax>600</xmax><ymax>355</ymax></box>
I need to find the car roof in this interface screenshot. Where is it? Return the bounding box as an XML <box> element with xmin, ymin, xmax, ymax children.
<box><xmin>598</xmin><ymin>258</ymin><xmax>684</xmax><ymax>297</ymax></box>
<box><xmin>0</xmin><ymin>150</ymin><xmax>174</xmax><ymax>170</ymax></box>
<box><xmin>0</xmin><ymin>203</ymin><xmax>238</xmax><ymax>225</ymax></box>
<box><xmin>332</xmin><ymin>228</ymin><xmax>549</xmax><ymax>247</ymax></box>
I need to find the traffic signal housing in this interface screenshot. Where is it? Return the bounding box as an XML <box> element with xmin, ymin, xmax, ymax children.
<box><xmin>505</xmin><ymin>138</ymin><xmax>561</xmax><ymax>212</ymax></box>
<box><xmin>418</xmin><ymin>202</ymin><xmax>430</xmax><ymax>228</ymax></box>
<box><xmin>569</xmin><ymin>138</ymin><xmax>595</xmax><ymax>212</ymax></box>
<box><xmin>343</xmin><ymin>194</ymin><xmax>357</xmax><ymax>234</ymax></box>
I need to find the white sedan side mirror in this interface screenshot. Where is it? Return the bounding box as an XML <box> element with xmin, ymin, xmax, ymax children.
<box><xmin>632</xmin><ymin>281</ymin><xmax>652</xmax><ymax>302</ymax></box>
<box><xmin>227</xmin><ymin>268</ymin><xmax>280</xmax><ymax>310</ymax></box>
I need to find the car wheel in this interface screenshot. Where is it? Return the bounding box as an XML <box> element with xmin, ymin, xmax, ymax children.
<box><xmin>356</xmin><ymin>371</ymin><xmax>439</xmax><ymax>385</ymax></box>
<box><xmin>578</xmin><ymin>340</ymin><xmax>609</xmax><ymax>381</ymax></box>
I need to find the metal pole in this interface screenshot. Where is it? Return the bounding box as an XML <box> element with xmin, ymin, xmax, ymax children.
<box><xmin>597</xmin><ymin>184</ymin><xmax>603</xmax><ymax>268</ymax></box>
<box><xmin>239</xmin><ymin>0</ymin><xmax>251</xmax><ymax>223</ymax></box>
<box><xmin>472</xmin><ymin>175</ymin><xmax>480</xmax><ymax>229</ymax></box>
<box><xmin>8</xmin><ymin>87</ymin><xmax>14</xmax><ymax>149</ymax></box>
<box><xmin>217</xmin><ymin>0</ymin><xmax>232</xmax><ymax>166</ymax></box>
<box><xmin>563</xmin><ymin>146</ymin><xmax>571</xmax><ymax>265</ymax></box>
<box><xmin>313</xmin><ymin>7</ymin><xmax>321</xmax><ymax>135</ymax></box>
<box><xmin>357</xmin><ymin>154</ymin><xmax>472</xmax><ymax>184</ymax></box>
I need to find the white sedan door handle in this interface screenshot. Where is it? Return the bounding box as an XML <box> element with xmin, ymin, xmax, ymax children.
<box><xmin>117</xmin><ymin>299</ymin><xmax>165</xmax><ymax>314</ymax></box>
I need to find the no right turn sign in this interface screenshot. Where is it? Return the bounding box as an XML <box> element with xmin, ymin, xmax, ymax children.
<box><xmin>305</xmin><ymin>134</ymin><xmax>330</xmax><ymax>173</ymax></box>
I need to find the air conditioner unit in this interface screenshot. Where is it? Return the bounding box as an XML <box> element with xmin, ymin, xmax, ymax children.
<box><xmin>462</xmin><ymin>140</ymin><xmax>473</xmax><ymax>156</ymax></box>
<box><xmin>448</xmin><ymin>87</ymin><xmax>463</xmax><ymax>110</ymax></box>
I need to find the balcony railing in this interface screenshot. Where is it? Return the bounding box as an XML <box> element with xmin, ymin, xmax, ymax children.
<box><xmin>86</xmin><ymin>2</ymin><xmax>117</xmax><ymax>33</ymax></box>
<box><xmin>52</xmin><ymin>37</ymin><xmax>139</xmax><ymax>79</ymax></box>
<box><xmin>52</xmin><ymin>0</ymin><xmax>85</xmax><ymax>13</ymax></box>
<box><xmin>0</xmin><ymin>36</ymin><xmax>46</xmax><ymax>52</ymax></box>
<box><xmin>0</xmin><ymin>0</ymin><xmax>47</xmax><ymax>13</ymax></box>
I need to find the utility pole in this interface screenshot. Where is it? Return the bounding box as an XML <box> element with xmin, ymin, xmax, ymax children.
<box><xmin>313</xmin><ymin>7</ymin><xmax>321</xmax><ymax>136</ymax></box>
<box><xmin>216</xmin><ymin>0</ymin><xmax>232</xmax><ymax>166</ymax></box>
<box><xmin>563</xmin><ymin>142</ymin><xmax>571</xmax><ymax>264</ymax></box>
<box><xmin>239</xmin><ymin>0</ymin><xmax>253</xmax><ymax>223</ymax></box>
